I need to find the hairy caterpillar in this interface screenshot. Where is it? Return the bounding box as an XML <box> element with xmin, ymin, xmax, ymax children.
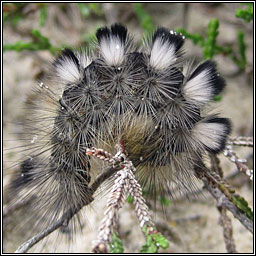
<box><xmin>5</xmin><ymin>23</ymin><xmax>231</xmax><ymax>252</ymax></box>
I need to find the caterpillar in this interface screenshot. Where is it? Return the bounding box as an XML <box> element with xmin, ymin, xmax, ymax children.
<box><xmin>5</xmin><ymin>23</ymin><xmax>231</xmax><ymax>252</ymax></box>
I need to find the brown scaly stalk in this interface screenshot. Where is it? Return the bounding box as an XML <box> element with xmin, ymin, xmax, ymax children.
<box><xmin>194</xmin><ymin>159</ymin><xmax>253</xmax><ymax>234</ymax></box>
<box><xmin>224</xmin><ymin>145</ymin><xmax>253</xmax><ymax>180</ymax></box>
<box><xmin>92</xmin><ymin>166</ymin><xmax>129</xmax><ymax>253</ymax></box>
<box><xmin>88</xmin><ymin>145</ymin><xmax>155</xmax><ymax>253</ymax></box>
<box><xmin>210</xmin><ymin>154</ymin><xmax>237</xmax><ymax>253</ymax></box>
<box><xmin>227</xmin><ymin>136</ymin><xmax>253</xmax><ymax>147</ymax></box>
<box><xmin>217</xmin><ymin>205</ymin><xmax>237</xmax><ymax>253</ymax></box>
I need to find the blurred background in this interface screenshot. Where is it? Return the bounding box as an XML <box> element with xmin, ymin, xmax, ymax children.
<box><xmin>3</xmin><ymin>3</ymin><xmax>253</xmax><ymax>253</ymax></box>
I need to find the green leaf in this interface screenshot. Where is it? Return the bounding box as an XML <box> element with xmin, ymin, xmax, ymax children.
<box><xmin>3</xmin><ymin>29</ymin><xmax>60</xmax><ymax>55</ymax></box>
<box><xmin>203</xmin><ymin>18</ymin><xmax>219</xmax><ymax>59</ymax></box>
<box><xmin>126</xmin><ymin>194</ymin><xmax>134</xmax><ymax>204</ymax></box>
<box><xmin>236</xmin><ymin>3</ymin><xmax>253</xmax><ymax>23</ymax></box>
<box><xmin>32</xmin><ymin>29</ymin><xmax>50</xmax><ymax>45</ymax></box>
<box><xmin>176</xmin><ymin>28</ymin><xmax>204</xmax><ymax>46</ymax></box>
<box><xmin>159</xmin><ymin>196</ymin><xmax>170</xmax><ymax>206</ymax></box>
<box><xmin>140</xmin><ymin>237</ymin><xmax>158</xmax><ymax>253</ymax></box>
<box><xmin>3</xmin><ymin>13</ymin><xmax>9</xmax><ymax>23</ymax></box>
<box><xmin>77</xmin><ymin>3</ymin><xmax>102</xmax><ymax>17</ymax></box>
<box><xmin>39</xmin><ymin>5</ymin><xmax>48</xmax><ymax>27</ymax></box>
<box><xmin>3</xmin><ymin>41</ymin><xmax>39</xmax><ymax>52</ymax></box>
<box><xmin>88</xmin><ymin>3</ymin><xmax>102</xmax><ymax>15</ymax></box>
<box><xmin>140</xmin><ymin>226</ymin><xmax>169</xmax><ymax>253</ymax></box>
<box><xmin>237</xmin><ymin>31</ymin><xmax>247</xmax><ymax>70</ymax></box>
<box><xmin>109</xmin><ymin>233</ymin><xmax>124</xmax><ymax>253</ymax></box>
<box><xmin>11</xmin><ymin>13</ymin><xmax>23</xmax><ymax>26</ymax></box>
<box><xmin>213</xmin><ymin>95</ymin><xmax>222</xmax><ymax>102</ymax></box>
<box><xmin>77</xmin><ymin>3</ymin><xmax>90</xmax><ymax>18</ymax></box>
<box><xmin>232</xmin><ymin>195</ymin><xmax>253</xmax><ymax>220</ymax></box>
<box><xmin>151</xmin><ymin>233</ymin><xmax>169</xmax><ymax>249</ymax></box>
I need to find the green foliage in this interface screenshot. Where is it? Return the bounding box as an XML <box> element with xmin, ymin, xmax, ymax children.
<box><xmin>88</xmin><ymin>3</ymin><xmax>102</xmax><ymax>16</ymax></box>
<box><xmin>77</xmin><ymin>3</ymin><xmax>102</xmax><ymax>18</ymax></box>
<box><xmin>39</xmin><ymin>5</ymin><xmax>48</xmax><ymax>27</ymax></box>
<box><xmin>140</xmin><ymin>226</ymin><xmax>169</xmax><ymax>253</ymax></box>
<box><xmin>203</xmin><ymin>19</ymin><xmax>219</xmax><ymax>59</ymax></box>
<box><xmin>11</xmin><ymin>13</ymin><xmax>23</xmax><ymax>26</ymax></box>
<box><xmin>236</xmin><ymin>31</ymin><xmax>247</xmax><ymax>70</ymax></box>
<box><xmin>77</xmin><ymin>3</ymin><xmax>91</xmax><ymax>18</ymax></box>
<box><xmin>109</xmin><ymin>233</ymin><xmax>124</xmax><ymax>253</ymax></box>
<box><xmin>126</xmin><ymin>194</ymin><xmax>134</xmax><ymax>204</ymax></box>
<box><xmin>159</xmin><ymin>196</ymin><xmax>170</xmax><ymax>206</ymax></box>
<box><xmin>213</xmin><ymin>95</ymin><xmax>222</xmax><ymax>102</ymax></box>
<box><xmin>236</xmin><ymin>3</ymin><xmax>253</xmax><ymax>23</ymax></box>
<box><xmin>219</xmin><ymin>184</ymin><xmax>253</xmax><ymax>221</ymax></box>
<box><xmin>176</xmin><ymin>17</ymin><xmax>248</xmax><ymax>71</ymax></box>
<box><xmin>175</xmin><ymin>28</ymin><xmax>204</xmax><ymax>46</ymax></box>
<box><xmin>3</xmin><ymin>3</ymin><xmax>25</xmax><ymax>26</ymax></box>
<box><xmin>232</xmin><ymin>194</ymin><xmax>253</xmax><ymax>220</ymax></box>
<box><xmin>3</xmin><ymin>29</ymin><xmax>60</xmax><ymax>54</ymax></box>
<box><xmin>133</xmin><ymin>3</ymin><xmax>155</xmax><ymax>33</ymax></box>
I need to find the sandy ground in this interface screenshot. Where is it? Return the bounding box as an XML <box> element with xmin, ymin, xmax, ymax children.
<box><xmin>3</xmin><ymin>3</ymin><xmax>253</xmax><ymax>253</ymax></box>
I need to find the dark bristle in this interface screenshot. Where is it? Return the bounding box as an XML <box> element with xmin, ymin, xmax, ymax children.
<box><xmin>206</xmin><ymin>117</ymin><xmax>232</xmax><ymax>133</ymax></box>
<box><xmin>164</xmin><ymin>67</ymin><xmax>184</xmax><ymax>90</ymax></box>
<box><xmin>54</xmin><ymin>48</ymin><xmax>79</xmax><ymax>68</ymax></box>
<box><xmin>204</xmin><ymin>117</ymin><xmax>231</xmax><ymax>154</ymax></box>
<box><xmin>152</xmin><ymin>27</ymin><xmax>169</xmax><ymax>43</ymax></box>
<box><xmin>11</xmin><ymin>158</ymin><xmax>37</xmax><ymax>190</ymax></box>
<box><xmin>111</xmin><ymin>23</ymin><xmax>127</xmax><ymax>43</ymax></box>
<box><xmin>96</xmin><ymin>26</ymin><xmax>110</xmax><ymax>43</ymax></box>
<box><xmin>153</xmin><ymin>27</ymin><xmax>184</xmax><ymax>53</ymax></box>
<box><xmin>189</xmin><ymin>60</ymin><xmax>226</xmax><ymax>96</ymax></box>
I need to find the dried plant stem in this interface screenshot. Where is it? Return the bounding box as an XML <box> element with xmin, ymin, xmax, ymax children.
<box><xmin>210</xmin><ymin>154</ymin><xmax>237</xmax><ymax>253</ymax></box>
<box><xmin>15</xmin><ymin>207</ymin><xmax>80</xmax><ymax>253</ymax></box>
<box><xmin>224</xmin><ymin>145</ymin><xmax>253</xmax><ymax>180</ymax></box>
<box><xmin>127</xmin><ymin>168</ymin><xmax>153</xmax><ymax>229</ymax></box>
<box><xmin>217</xmin><ymin>205</ymin><xmax>237</xmax><ymax>253</ymax></box>
<box><xmin>195</xmin><ymin>160</ymin><xmax>253</xmax><ymax>234</ymax></box>
<box><xmin>92</xmin><ymin>167</ymin><xmax>129</xmax><ymax>253</ymax></box>
<box><xmin>203</xmin><ymin>179</ymin><xmax>253</xmax><ymax>234</ymax></box>
<box><xmin>227</xmin><ymin>136</ymin><xmax>253</xmax><ymax>147</ymax></box>
<box><xmin>89</xmin><ymin>146</ymin><xmax>154</xmax><ymax>253</ymax></box>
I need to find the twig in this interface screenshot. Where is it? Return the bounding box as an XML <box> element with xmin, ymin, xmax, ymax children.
<box><xmin>194</xmin><ymin>159</ymin><xmax>253</xmax><ymax>234</ymax></box>
<box><xmin>203</xmin><ymin>180</ymin><xmax>253</xmax><ymax>234</ymax></box>
<box><xmin>92</xmin><ymin>166</ymin><xmax>129</xmax><ymax>253</ymax></box>
<box><xmin>227</xmin><ymin>136</ymin><xmax>253</xmax><ymax>147</ymax></box>
<box><xmin>224</xmin><ymin>145</ymin><xmax>253</xmax><ymax>180</ymax></box>
<box><xmin>15</xmin><ymin>207</ymin><xmax>80</xmax><ymax>253</ymax></box>
<box><xmin>89</xmin><ymin>145</ymin><xmax>154</xmax><ymax>253</ymax></box>
<box><xmin>217</xmin><ymin>205</ymin><xmax>237</xmax><ymax>253</ymax></box>
<box><xmin>210</xmin><ymin>154</ymin><xmax>237</xmax><ymax>253</ymax></box>
<box><xmin>127</xmin><ymin>166</ymin><xmax>153</xmax><ymax>228</ymax></box>
<box><xmin>210</xmin><ymin>153</ymin><xmax>224</xmax><ymax>178</ymax></box>
<box><xmin>15</xmin><ymin>166</ymin><xmax>120</xmax><ymax>253</ymax></box>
